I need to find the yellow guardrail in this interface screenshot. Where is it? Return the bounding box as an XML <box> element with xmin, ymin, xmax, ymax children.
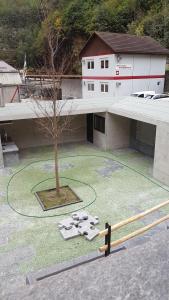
<box><xmin>99</xmin><ymin>199</ymin><xmax>169</xmax><ymax>255</ymax></box>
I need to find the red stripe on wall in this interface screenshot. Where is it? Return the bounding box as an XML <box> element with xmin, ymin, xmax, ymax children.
<box><xmin>82</xmin><ymin>75</ymin><xmax>165</xmax><ymax>80</ymax></box>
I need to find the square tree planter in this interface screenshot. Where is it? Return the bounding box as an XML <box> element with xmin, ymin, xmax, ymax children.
<box><xmin>35</xmin><ymin>185</ymin><xmax>82</xmax><ymax>211</ymax></box>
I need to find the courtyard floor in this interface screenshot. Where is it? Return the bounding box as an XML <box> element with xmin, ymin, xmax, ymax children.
<box><xmin>1</xmin><ymin>142</ymin><xmax>169</xmax><ymax>292</ymax></box>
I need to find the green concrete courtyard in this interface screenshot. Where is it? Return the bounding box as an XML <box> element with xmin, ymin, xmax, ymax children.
<box><xmin>1</xmin><ymin>143</ymin><xmax>169</xmax><ymax>277</ymax></box>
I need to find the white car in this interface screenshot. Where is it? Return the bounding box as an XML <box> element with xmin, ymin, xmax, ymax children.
<box><xmin>145</xmin><ymin>93</ymin><xmax>169</xmax><ymax>100</ymax></box>
<box><xmin>131</xmin><ymin>91</ymin><xmax>169</xmax><ymax>100</ymax></box>
<box><xmin>131</xmin><ymin>91</ymin><xmax>155</xmax><ymax>98</ymax></box>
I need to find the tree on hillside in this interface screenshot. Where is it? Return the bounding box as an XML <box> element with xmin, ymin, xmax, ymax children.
<box><xmin>128</xmin><ymin>1</ymin><xmax>169</xmax><ymax>48</ymax></box>
<box><xmin>90</xmin><ymin>0</ymin><xmax>137</xmax><ymax>32</ymax></box>
<box><xmin>0</xmin><ymin>0</ymin><xmax>41</xmax><ymax>67</ymax></box>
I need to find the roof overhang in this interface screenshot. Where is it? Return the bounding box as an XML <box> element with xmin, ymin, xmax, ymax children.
<box><xmin>79</xmin><ymin>31</ymin><xmax>169</xmax><ymax>58</ymax></box>
<box><xmin>1</xmin><ymin>97</ymin><xmax>169</xmax><ymax>126</ymax></box>
<box><xmin>79</xmin><ymin>32</ymin><xmax>114</xmax><ymax>59</ymax></box>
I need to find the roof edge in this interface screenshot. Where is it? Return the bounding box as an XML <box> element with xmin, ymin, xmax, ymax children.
<box><xmin>79</xmin><ymin>32</ymin><xmax>114</xmax><ymax>59</ymax></box>
<box><xmin>79</xmin><ymin>31</ymin><xmax>169</xmax><ymax>57</ymax></box>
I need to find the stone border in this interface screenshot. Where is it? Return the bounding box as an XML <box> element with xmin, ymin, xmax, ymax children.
<box><xmin>35</xmin><ymin>185</ymin><xmax>82</xmax><ymax>211</ymax></box>
<box><xmin>26</xmin><ymin>246</ymin><xmax>126</xmax><ymax>285</ymax></box>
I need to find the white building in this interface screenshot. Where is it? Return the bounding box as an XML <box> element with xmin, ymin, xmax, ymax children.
<box><xmin>0</xmin><ymin>60</ymin><xmax>22</xmax><ymax>106</ymax></box>
<box><xmin>80</xmin><ymin>32</ymin><xmax>169</xmax><ymax>98</ymax></box>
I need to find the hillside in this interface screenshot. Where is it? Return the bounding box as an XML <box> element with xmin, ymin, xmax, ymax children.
<box><xmin>0</xmin><ymin>0</ymin><xmax>168</xmax><ymax>72</ymax></box>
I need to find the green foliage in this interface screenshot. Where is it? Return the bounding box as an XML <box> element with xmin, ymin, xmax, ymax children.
<box><xmin>0</xmin><ymin>0</ymin><xmax>169</xmax><ymax>70</ymax></box>
<box><xmin>0</xmin><ymin>0</ymin><xmax>41</xmax><ymax>68</ymax></box>
<box><xmin>90</xmin><ymin>0</ymin><xmax>137</xmax><ymax>32</ymax></box>
<box><xmin>63</xmin><ymin>0</ymin><xmax>98</xmax><ymax>36</ymax></box>
<box><xmin>129</xmin><ymin>1</ymin><xmax>169</xmax><ymax>48</ymax></box>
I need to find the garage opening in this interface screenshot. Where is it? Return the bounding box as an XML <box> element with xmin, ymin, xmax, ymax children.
<box><xmin>130</xmin><ymin>120</ymin><xmax>156</xmax><ymax>157</ymax></box>
<box><xmin>86</xmin><ymin>114</ymin><xmax>93</xmax><ymax>143</ymax></box>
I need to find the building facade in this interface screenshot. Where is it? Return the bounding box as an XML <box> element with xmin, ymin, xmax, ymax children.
<box><xmin>80</xmin><ymin>32</ymin><xmax>169</xmax><ymax>98</ymax></box>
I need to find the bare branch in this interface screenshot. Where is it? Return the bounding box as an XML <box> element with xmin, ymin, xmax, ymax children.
<box><xmin>32</xmin><ymin>0</ymin><xmax>75</xmax><ymax>197</ymax></box>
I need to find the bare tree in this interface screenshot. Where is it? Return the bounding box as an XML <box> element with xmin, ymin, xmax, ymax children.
<box><xmin>33</xmin><ymin>0</ymin><xmax>74</xmax><ymax>198</ymax></box>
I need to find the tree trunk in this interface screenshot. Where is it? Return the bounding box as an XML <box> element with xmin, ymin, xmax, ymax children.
<box><xmin>53</xmin><ymin>81</ymin><xmax>60</xmax><ymax>197</ymax></box>
<box><xmin>54</xmin><ymin>136</ymin><xmax>60</xmax><ymax>196</ymax></box>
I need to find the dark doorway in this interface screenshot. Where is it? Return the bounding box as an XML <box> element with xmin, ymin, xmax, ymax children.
<box><xmin>87</xmin><ymin>114</ymin><xmax>93</xmax><ymax>143</ymax></box>
<box><xmin>130</xmin><ymin>120</ymin><xmax>156</xmax><ymax>157</ymax></box>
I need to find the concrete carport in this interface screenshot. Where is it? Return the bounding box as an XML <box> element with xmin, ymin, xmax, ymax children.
<box><xmin>92</xmin><ymin>111</ymin><xmax>156</xmax><ymax>158</ymax></box>
<box><xmin>107</xmin><ymin>98</ymin><xmax>169</xmax><ymax>186</ymax></box>
<box><xmin>0</xmin><ymin>97</ymin><xmax>169</xmax><ymax>187</ymax></box>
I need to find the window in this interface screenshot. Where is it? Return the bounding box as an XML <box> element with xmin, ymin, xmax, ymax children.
<box><xmin>101</xmin><ymin>60</ymin><xmax>104</xmax><ymax>69</ymax></box>
<box><xmin>94</xmin><ymin>115</ymin><xmax>105</xmax><ymax>133</ymax></box>
<box><xmin>101</xmin><ymin>59</ymin><xmax>109</xmax><ymax>69</ymax></box>
<box><xmin>101</xmin><ymin>83</ymin><xmax>109</xmax><ymax>93</ymax></box>
<box><xmin>88</xmin><ymin>82</ymin><xmax>94</xmax><ymax>91</ymax></box>
<box><xmin>87</xmin><ymin>60</ymin><xmax>94</xmax><ymax>69</ymax></box>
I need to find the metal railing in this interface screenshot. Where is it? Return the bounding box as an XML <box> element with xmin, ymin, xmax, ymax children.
<box><xmin>99</xmin><ymin>199</ymin><xmax>169</xmax><ymax>256</ymax></box>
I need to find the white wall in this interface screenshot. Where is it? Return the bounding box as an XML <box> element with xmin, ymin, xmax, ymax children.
<box><xmin>82</xmin><ymin>80</ymin><xmax>116</xmax><ymax>98</ymax></box>
<box><xmin>82</xmin><ymin>54</ymin><xmax>115</xmax><ymax>99</ymax></box>
<box><xmin>3</xmin><ymin>85</ymin><xmax>20</xmax><ymax>103</ymax></box>
<box><xmin>82</xmin><ymin>53</ymin><xmax>166</xmax><ymax>98</ymax></box>
<box><xmin>0</xmin><ymin>72</ymin><xmax>22</xmax><ymax>85</ymax></box>
<box><xmin>82</xmin><ymin>54</ymin><xmax>115</xmax><ymax>77</ymax></box>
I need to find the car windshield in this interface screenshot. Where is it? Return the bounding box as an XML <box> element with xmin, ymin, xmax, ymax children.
<box><xmin>145</xmin><ymin>95</ymin><xmax>154</xmax><ymax>99</ymax></box>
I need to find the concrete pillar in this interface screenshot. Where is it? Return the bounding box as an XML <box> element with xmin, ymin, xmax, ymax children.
<box><xmin>0</xmin><ymin>84</ymin><xmax>5</xmax><ymax>107</ymax></box>
<box><xmin>93</xmin><ymin>112</ymin><xmax>130</xmax><ymax>151</ymax></box>
<box><xmin>106</xmin><ymin>113</ymin><xmax>130</xmax><ymax>150</ymax></box>
<box><xmin>0</xmin><ymin>135</ymin><xmax>4</xmax><ymax>168</ymax></box>
<box><xmin>153</xmin><ymin>123</ymin><xmax>169</xmax><ymax>186</ymax></box>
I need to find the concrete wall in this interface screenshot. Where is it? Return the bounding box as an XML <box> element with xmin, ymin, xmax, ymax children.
<box><xmin>153</xmin><ymin>123</ymin><xmax>169</xmax><ymax>185</ymax></box>
<box><xmin>93</xmin><ymin>112</ymin><xmax>130</xmax><ymax>150</ymax></box>
<box><xmin>130</xmin><ymin>120</ymin><xmax>156</xmax><ymax>157</ymax></box>
<box><xmin>136</xmin><ymin>121</ymin><xmax>156</xmax><ymax>146</ymax></box>
<box><xmin>106</xmin><ymin>113</ymin><xmax>130</xmax><ymax>150</ymax></box>
<box><xmin>61</xmin><ymin>79</ymin><xmax>82</xmax><ymax>99</ymax></box>
<box><xmin>2</xmin><ymin>115</ymin><xmax>86</xmax><ymax>149</ymax></box>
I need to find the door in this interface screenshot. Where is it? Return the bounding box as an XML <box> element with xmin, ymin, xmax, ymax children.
<box><xmin>87</xmin><ymin>114</ymin><xmax>93</xmax><ymax>143</ymax></box>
